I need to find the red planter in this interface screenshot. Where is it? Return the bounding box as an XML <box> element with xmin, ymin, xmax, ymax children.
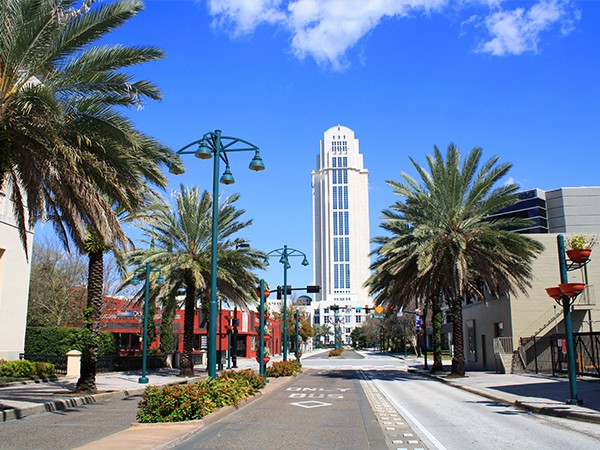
<box><xmin>545</xmin><ymin>287</ymin><xmax>562</xmax><ymax>300</ymax></box>
<box><xmin>264</xmin><ymin>334</ymin><xmax>272</xmax><ymax>342</ymax></box>
<box><xmin>566</xmin><ymin>249</ymin><xmax>592</xmax><ymax>264</ymax></box>
<box><xmin>256</xmin><ymin>356</ymin><xmax>270</xmax><ymax>364</ymax></box>
<box><xmin>559</xmin><ymin>283</ymin><xmax>586</xmax><ymax>297</ymax></box>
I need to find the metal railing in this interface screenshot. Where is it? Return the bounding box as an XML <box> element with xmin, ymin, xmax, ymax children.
<box><xmin>493</xmin><ymin>337</ymin><xmax>514</xmax><ymax>355</ymax></box>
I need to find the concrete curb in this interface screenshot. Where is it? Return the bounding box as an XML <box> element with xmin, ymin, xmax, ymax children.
<box><xmin>407</xmin><ymin>368</ymin><xmax>600</xmax><ymax>424</ymax></box>
<box><xmin>1</xmin><ymin>376</ymin><xmax>204</xmax><ymax>423</ymax></box>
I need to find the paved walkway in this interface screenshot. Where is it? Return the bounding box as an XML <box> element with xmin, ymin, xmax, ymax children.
<box><xmin>1</xmin><ymin>350</ymin><xmax>599</xmax><ymax>449</ymax></box>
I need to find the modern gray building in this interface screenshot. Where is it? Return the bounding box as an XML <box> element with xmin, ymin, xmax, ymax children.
<box><xmin>310</xmin><ymin>125</ymin><xmax>372</xmax><ymax>345</ymax></box>
<box><xmin>464</xmin><ymin>186</ymin><xmax>600</xmax><ymax>372</ymax></box>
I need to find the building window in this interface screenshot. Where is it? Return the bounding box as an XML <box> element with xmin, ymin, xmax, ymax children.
<box><xmin>345</xmin><ymin>315</ymin><xmax>351</xmax><ymax>323</ymax></box>
<box><xmin>356</xmin><ymin>315</ymin><xmax>362</xmax><ymax>323</ymax></box>
<box><xmin>343</xmin><ymin>186</ymin><xmax>348</xmax><ymax>209</ymax></box>
<box><xmin>345</xmin><ymin>264</ymin><xmax>351</xmax><ymax>288</ymax></box>
<box><xmin>467</xmin><ymin>320</ymin><xmax>476</xmax><ymax>362</ymax></box>
<box><xmin>324</xmin><ymin>316</ymin><xmax>331</xmax><ymax>324</ymax></box>
<box><xmin>334</xmin><ymin>238</ymin><xmax>339</xmax><ymax>262</ymax></box>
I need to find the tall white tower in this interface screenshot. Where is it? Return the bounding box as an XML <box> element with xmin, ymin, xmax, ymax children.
<box><xmin>311</xmin><ymin>125</ymin><xmax>371</xmax><ymax>345</ymax></box>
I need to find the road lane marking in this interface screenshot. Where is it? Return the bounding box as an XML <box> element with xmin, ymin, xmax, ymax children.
<box><xmin>290</xmin><ymin>401</ymin><xmax>332</xmax><ymax>408</ymax></box>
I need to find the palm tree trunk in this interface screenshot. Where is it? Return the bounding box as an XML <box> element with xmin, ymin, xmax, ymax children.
<box><xmin>450</xmin><ymin>293</ymin><xmax>465</xmax><ymax>377</ymax></box>
<box><xmin>75</xmin><ymin>250</ymin><xmax>104</xmax><ymax>393</ymax></box>
<box><xmin>179</xmin><ymin>273</ymin><xmax>196</xmax><ymax>377</ymax></box>
<box><xmin>431</xmin><ymin>296</ymin><xmax>444</xmax><ymax>372</ymax></box>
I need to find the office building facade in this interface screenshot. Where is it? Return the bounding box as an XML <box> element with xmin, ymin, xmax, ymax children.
<box><xmin>310</xmin><ymin>125</ymin><xmax>372</xmax><ymax>345</ymax></box>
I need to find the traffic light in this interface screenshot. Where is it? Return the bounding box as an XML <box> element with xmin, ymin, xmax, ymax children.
<box><xmin>276</xmin><ymin>285</ymin><xmax>292</xmax><ymax>299</ymax></box>
<box><xmin>307</xmin><ymin>285</ymin><xmax>320</xmax><ymax>293</ymax></box>
<box><xmin>364</xmin><ymin>305</ymin><xmax>370</xmax><ymax>313</ymax></box>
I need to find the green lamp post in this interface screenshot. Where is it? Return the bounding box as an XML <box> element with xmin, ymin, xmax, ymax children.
<box><xmin>172</xmin><ymin>130</ymin><xmax>265</xmax><ymax>378</ymax></box>
<box><xmin>545</xmin><ymin>234</ymin><xmax>589</xmax><ymax>405</ymax></box>
<box><xmin>267</xmin><ymin>245</ymin><xmax>309</xmax><ymax>361</ymax></box>
<box><xmin>131</xmin><ymin>263</ymin><xmax>165</xmax><ymax>384</ymax></box>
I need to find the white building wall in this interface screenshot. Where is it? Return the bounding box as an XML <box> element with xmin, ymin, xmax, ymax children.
<box><xmin>310</xmin><ymin>125</ymin><xmax>371</xmax><ymax>344</ymax></box>
<box><xmin>0</xmin><ymin>186</ymin><xmax>34</xmax><ymax>360</ymax></box>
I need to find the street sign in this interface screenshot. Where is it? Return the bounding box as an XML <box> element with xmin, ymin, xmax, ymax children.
<box><xmin>371</xmin><ymin>314</ymin><xmax>384</xmax><ymax>319</ymax></box>
<box><xmin>374</xmin><ymin>305</ymin><xmax>384</xmax><ymax>314</ymax></box>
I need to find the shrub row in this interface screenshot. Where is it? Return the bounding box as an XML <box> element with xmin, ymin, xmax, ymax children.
<box><xmin>25</xmin><ymin>326</ymin><xmax>117</xmax><ymax>356</ymax></box>
<box><xmin>329</xmin><ymin>348</ymin><xmax>344</xmax><ymax>357</ymax></box>
<box><xmin>266</xmin><ymin>360</ymin><xmax>302</xmax><ymax>377</ymax></box>
<box><xmin>137</xmin><ymin>369</ymin><xmax>266</xmax><ymax>423</ymax></box>
<box><xmin>0</xmin><ymin>359</ymin><xmax>55</xmax><ymax>380</ymax></box>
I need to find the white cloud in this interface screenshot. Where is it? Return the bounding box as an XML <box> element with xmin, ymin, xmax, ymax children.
<box><xmin>204</xmin><ymin>0</ymin><xmax>581</xmax><ymax>68</ymax></box>
<box><xmin>206</xmin><ymin>0</ymin><xmax>286</xmax><ymax>35</ymax></box>
<box><xmin>286</xmin><ymin>0</ymin><xmax>448</xmax><ymax>69</ymax></box>
<box><xmin>477</xmin><ymin>0</ymin><xmax>580</xmax><ymax>56</ymax></box>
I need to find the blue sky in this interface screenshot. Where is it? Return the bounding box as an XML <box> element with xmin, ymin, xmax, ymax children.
<box><xmin>38</xmin><ymin>0</ymin><xmax>600</xmax><ymax>292</ymax></box>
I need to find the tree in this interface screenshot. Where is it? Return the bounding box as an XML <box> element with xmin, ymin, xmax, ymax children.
<box><xmin>127</xmin><ymin>186</ymin><xmax>267</xmax><ymax>377</ymax></box>
<box><xmin>313</xmin><ymin>324</ymin><xmax>332</xmax><ymax>348</ymax></box>
<box><xmin>0</xmin><ymin>0</ymin><xmax>182</xmax><ymax>258</ymax></box>
<box><xmin>28</xmin><ymin>235</ymin><xmax>126</xmax><ymax>327</ymax></box>
<box><xmin>27</xmin><ymin>238</ymin><xmax>87</xmax><ymax>326</ymax></box>
<box><xmin>367</xmin><ymin>144</ymin><xmax>543</xmax><ymax>376</ymax></box>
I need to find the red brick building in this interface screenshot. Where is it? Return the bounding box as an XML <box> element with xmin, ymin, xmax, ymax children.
<box><xmin>100</xmin><ymin>297</ymin><xmax>282</xmax><ymax>360</ymax></box>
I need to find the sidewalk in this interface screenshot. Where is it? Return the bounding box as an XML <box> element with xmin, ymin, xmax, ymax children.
<box><xmin>398</xmin><ymin>354</ymin><xmax>600</xmax><ymax>424</ymax></box>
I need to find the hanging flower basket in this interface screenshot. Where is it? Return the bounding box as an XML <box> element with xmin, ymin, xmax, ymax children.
<box><xmin>566</xmin><ymin>249</ymin><xmax>592</xmax><ymax>264</ymax></box>
<box><xmin>264</xmin><ymin>334</ymin><xmax>272</xmax><ymax>342</ymax></box>
<box><xmin>545</xmin><ymin>287</ymin><xmax>562</xmax><ymax>300</ymax></box>
<box><xmin>559</xmin><ymin>283</ymin><xmax>586</xmax><ymax>297</ymax></box>
<box><xmin>256</xmin><ymin>356</ymin><xmax>270</xmax><ymax>364</ymax></box>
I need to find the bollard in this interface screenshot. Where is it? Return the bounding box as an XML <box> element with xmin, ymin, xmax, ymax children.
<box><xmin>66</xmin><ymin>350</ymin><xmax>82</xmax><ymax>377</ymax></box>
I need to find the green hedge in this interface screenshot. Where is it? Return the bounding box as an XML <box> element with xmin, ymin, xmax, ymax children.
<box><xmin>25</xmin><ymin>327</ymin><xmax>118</xmax><ymax>356</ymax></box>
<box><xmin>137</xmin><ymin>369</ymin><xmax>266</xmax><ymax>423</ymax></box>
<box><xmin>0</xmin><ymin>360</ymin><xmax>55</xmax><ymax>380</ymax></box>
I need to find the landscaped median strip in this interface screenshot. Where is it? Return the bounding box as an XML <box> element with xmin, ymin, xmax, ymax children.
<box><xmin>73</xmin><ymin>373</ymin><xmax>304</xmax><ymax>450</ymax></box>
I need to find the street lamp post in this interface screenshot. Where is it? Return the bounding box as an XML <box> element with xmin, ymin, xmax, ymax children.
<box><xmin>131</xmin><ymin>263</ymin><xmax>165</xmax><ymax>384</ymax></box>
<box><xmin>258</xmin><ymin>279</ymin><xmax>267</xmax><ymax>378</ymax></box>
<box><xmin>295</xmin><ymin>309</ymin><xmax>300</xmax><ymax>361</ymax></box>
<box><xmin>545</xmin><ymin>234</ymin><xmax>589</xmax><ymax>405</ymax></box>
<box><xmin>172</xmin><ymin>130</ymin><xmax>265</xmax><ymax>378</ymax></box>
<box><xmin>331</xmin><ymin>304</ymin><xmax>342</xmax><ymax>349</ymax></box>
<box><xmin>267</xmin><ymin>245</ymin><xmax>309</xmax><ymax>361</ymax></box>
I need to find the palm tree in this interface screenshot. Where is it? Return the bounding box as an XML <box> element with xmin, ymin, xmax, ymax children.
<box><xmin>128</xmin><ymin>185</ymin><xmax>267</xmax><ymax>377</ymax></box>
<box><xmin>366</xmin><ymin>144</ymin><xmax>543</xmax><ymax>376</ymax></box>
<box><xmin>1</xmin><ymin>0</ymin><xmax>182</xmax><ymax>393</ymax></box>
<box><xmin>0</xmin><ymin>0</ymin><xmax>182</xmax><ymax>257</ymax></box>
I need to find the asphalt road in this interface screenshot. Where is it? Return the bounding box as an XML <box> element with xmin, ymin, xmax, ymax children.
<box><xmin>369</xmin><ymin>368</ymin><xmax>600</xmax><ymax>450</ymax></box>
<box><xmin>173</xmin><ymin>368</ymin><xmax>390</xmax><ymax>450</ymax></box>
<box><xmin>0</xmin><ymin>394</ymin><xmax>140</xmax><ymax>450</ymax></box>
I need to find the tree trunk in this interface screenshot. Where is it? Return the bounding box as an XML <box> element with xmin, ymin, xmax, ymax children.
<box><xmin>450</xmin><ymin>294</ymin><xmax>465</xmax><ymax>377</ymax></box>
<box><xmin>431</xmin><ymin>296</ymin><xmax>444</xmax><ymax>372</ymax></box>
<box><xmin>75</xmin><ymin>250</ymin><xmax>104</xmax><ymax>394</ymax></box>
<box><xmin>179</xmin><ymin>273</ymin><xmax>196</xmax><ymax>377</ymax></box>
